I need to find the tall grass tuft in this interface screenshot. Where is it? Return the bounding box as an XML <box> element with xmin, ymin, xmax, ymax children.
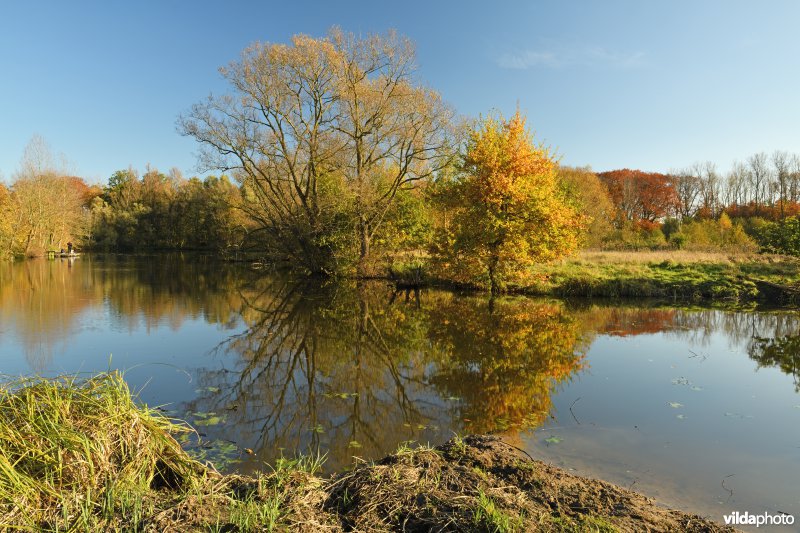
<box><xmin>0</xmin><ymin>371</ymin><xmax>206</xmax><ymax>530</ymax></box>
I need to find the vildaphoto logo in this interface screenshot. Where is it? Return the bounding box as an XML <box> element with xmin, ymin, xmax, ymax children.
<box><xmin>723</xmin><ymin>511</ymin><xmax>795</xmax><ymax>527</ymax></box>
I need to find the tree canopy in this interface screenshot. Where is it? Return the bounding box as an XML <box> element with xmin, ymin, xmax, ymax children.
<box><xmin>433</xmin><ymin>111</ymin><xmax>586</xmax><ymax>293</ymax></box>
<box><xmin>180</xmin><ymin>28</ymin><xmax>454</xmax><ymax>275</ymax></box>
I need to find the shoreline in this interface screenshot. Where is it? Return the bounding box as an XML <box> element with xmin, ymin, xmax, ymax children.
<box><xmin>0</xmin><ymin>373</ymin><xmax>739</xmax><ymax>531</ymax></box>
<box><xmin>12</xmin><ymin>249</ymin><xmax>800</xmax><ymax>306</ymax></box>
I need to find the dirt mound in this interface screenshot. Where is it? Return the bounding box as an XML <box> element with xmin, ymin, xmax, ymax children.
<box><xmin>320</xmin><ymin>435</ymin><xmax>736</xmax><ymax>532</ymax></box>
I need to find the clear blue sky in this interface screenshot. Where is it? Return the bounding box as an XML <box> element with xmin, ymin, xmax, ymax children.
<box><xmin>1</xmin><ymin>1</ymin><xmax>798</xmax><ymax>184</ymax></box>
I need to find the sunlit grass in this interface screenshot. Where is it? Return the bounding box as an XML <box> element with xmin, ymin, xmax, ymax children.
<box><xmin>0</xmin><ymin>378</ymin><xmax>730</xmax><ymax>531</ymax></box>
<box><xmin>522</xmin><ymin>249</ymin><xmax>800</xmax><ymax>301</ymax></box>
<box><xmin>573</xmin><ymin>249</ymin><xmax>794</xmax><ymax>265</ymax></box>
<box><xmin>0</xmin><ymin>371</ymin><xmax>206</xmax><ymax>529</ymax></box>
<box><xmin>0</xmin><ymin>371</ymin><xmax>318</xmax><ymax>531</ymax></box>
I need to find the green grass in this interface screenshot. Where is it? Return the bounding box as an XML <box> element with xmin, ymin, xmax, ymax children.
<box><xmin>398</xmin><ymin>249</ymin><xmax>800</xmax><ymax>302</ymax></box>
<box><xmin>549</xmin><ymin>514</ymin><xmax>619</xmax><ymax>532</ymax></box>
<box><xmin>473</xmin><ymin>490</ymin><xmax>524</xmax><ymax>532</ymax></box>
<box><xmin>523</xmin><ymin>251</ymin><xmax>800</xmax><ymax>302</ymax></box>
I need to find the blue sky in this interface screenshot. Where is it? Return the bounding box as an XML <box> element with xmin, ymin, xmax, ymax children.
<box><xmin>1</xmin><ymin>1</ymin><xmax>798</xmax><ymax>184</ymax></box>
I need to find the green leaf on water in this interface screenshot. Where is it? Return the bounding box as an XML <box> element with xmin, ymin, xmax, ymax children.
<box><xmin>668</xmin><ymin>402</ymin><xmax>684</xmax><ymax>408</ymax></box>
<box><xmin>310</xmin><ymin>424</ymin><xmax>325</xmax><ymax>434</ymax></box>
<box><xmin>348</xmin><ymin>440</ymin><xmax>362</xmax><ymax>448</ymax></box>
<box><xmin>195</xmin><ymin>415</ymin><xmax>223</xmax><ymax>426</ymax></box>
<box><xmin>676</xmin><ymin>414</ymin><xmax>687</xmax><ymax>420</ymax></box>
<box><xmin>215</xmin><ymin>441</ymin><xmax>237</xmax><ymax>454</ymax></box>
<box><xmin>544</xmin><ymin>435</ymin><xmax>563</xmax><ymax>445</ymax></box>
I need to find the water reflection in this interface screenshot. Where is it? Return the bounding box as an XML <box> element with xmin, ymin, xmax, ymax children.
<box><xmin>1</xmin><ymin>257</ymin><xmax>799</xmax><ymax>487</ymax></box>
<box><xmin>186</xmin><ymin>279</ymin><xmax>586</xmax><ymax>471</ymax></box>
<box><xmin>0</xmin><ymin>255</ymin><xmax>243</xmax><ymax>370</ymax></box>
<box><xmin>750</xmin><ymin>333</ymin><xmax>800</xmax><ymax>391</ymax></box>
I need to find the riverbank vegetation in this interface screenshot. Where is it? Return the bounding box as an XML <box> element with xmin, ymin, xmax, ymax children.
<box><xmin>0</xmin><ymin>372</ymin><xmax>736</xmax><ymax>532</ymax></box>
<box><xmin>523</xmin><ymin>250</ymin><xmax>800</xmax><ymax>303</ymax></box>
<box><xmin>2</xmin><ymin>29</ymin><xmax>800</xmax><ymax>297</ymax></box>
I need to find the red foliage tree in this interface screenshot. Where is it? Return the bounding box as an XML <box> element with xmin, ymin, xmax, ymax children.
<box><xmin>598</xmin><ymin>169</ymin><xmax>679</xmax><ymax>225</ymax></box>
<box><xmin>724</xmin><ymin>201</ymin><xmax>800</xmax><ymax>221</ymax></box>
<box><xmin>64</xmin><ymin>176</ymin><xmax>102</xmax><ymax>208</ymax></box>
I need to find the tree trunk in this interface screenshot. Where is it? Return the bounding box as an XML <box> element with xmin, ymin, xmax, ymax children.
<box><xmin>358</xmin><ymin>218</ymin><xmax>370</xmax><ymax>275</ymax></box>
<box><xmin>488</xmin><ymin>254</ymin><xmax>499</xmax><ymax>295</ymax></box>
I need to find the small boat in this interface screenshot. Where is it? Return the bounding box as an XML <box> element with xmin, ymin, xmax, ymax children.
<box><xmin>47</xmin><ymin>250</ymin><xmax>81</xmax><ymax>258</ymax></box>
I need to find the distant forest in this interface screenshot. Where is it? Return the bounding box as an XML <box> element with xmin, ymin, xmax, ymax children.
<box><xmin>3</xmin><ymin>141</ymin><xmax>799</xmax><ymax>260</ymax></box>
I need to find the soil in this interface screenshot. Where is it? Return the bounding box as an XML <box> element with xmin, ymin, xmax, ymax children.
<box><xmin>146</xmin><ymin>434</ymin><xmax>738</xmax><ymax>532</ymax></box>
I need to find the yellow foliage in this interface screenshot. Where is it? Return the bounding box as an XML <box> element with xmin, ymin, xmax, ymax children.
<box><xmin>434</xmin><ymin>111</ymin><xmax>587</xmax><ymax>292</ymax></box>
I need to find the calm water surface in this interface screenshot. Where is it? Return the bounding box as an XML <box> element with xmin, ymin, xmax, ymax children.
<box><xmin>1</xmin><ymin>256</ymin><xmax>798</xmax><ymax>527</ymax></box>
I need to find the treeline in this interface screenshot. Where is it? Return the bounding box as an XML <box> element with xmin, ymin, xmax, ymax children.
<box><xmin>574</xmin><ymin>151</ymin><xmax>800</xmax><ymax>254</ymax></box>
<box><xmin>89</xmin><ymin>167</ymin><xmax>249</xmax><ymax>252</ymax></box>
<box><xmin>3</xmin><ymin>136</ymin><xmax>799</xmax><ymax>271</ymax></box>
<box><xmin>0</xmin><ymin>136</ymin><xmax>100</xmax><ymax>259</ymax></box>
<box><xmin>0</xmin><ymin>162</ymin><xmax>250</xmax><ymax>259</ymax></box>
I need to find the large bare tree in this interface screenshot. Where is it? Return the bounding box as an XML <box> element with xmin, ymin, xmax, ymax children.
<box><xmin>180</xmin><ymin>29</ymin><xmax>454</xmax><ymax>274</ymax></box>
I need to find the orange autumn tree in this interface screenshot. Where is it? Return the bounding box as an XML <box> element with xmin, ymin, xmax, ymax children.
<box><xmin>434</xmin><ymin>111</ymin><xmax>585</xmax><ymax>293</ymax></box>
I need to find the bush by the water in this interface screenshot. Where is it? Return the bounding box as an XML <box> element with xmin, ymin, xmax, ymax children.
<box><xmin>753</xmin><ymin>215</ymin><xmax>800</xmax><ymax>256</ymax></box>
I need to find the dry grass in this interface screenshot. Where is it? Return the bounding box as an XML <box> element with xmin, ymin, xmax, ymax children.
<box><xmin>0</xmin><ymin>372</ymin><xmax>328</xmax><ymax>532</ymax></box>
<box><xmin>0</xmin><ymin>371</ymin><xmax>207</xmax><ymax>529</ymax></box>
<box><xmin>572</xmin><ymin>249</ymin><xmax>789</xmax><ymax>265</ymax></box>
<box><xmin>322</xmin><ymin>435</ymin><xmax>736</xmax><ymax>532</ymax></box>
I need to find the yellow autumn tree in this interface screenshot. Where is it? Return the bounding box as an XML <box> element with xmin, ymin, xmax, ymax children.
<box><xmin>433</xmin><ymin>111</ymin><xmax>586</xmax><ymax>293</ymax></box>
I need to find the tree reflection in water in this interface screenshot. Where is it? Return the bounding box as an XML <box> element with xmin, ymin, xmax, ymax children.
<box><xmin>3</xmin><ymin>258</ymin><xmax>798</xmax><ymax>473</ymax></box>
<box><xmin>187</xmin><ymin>279</ymin><xmax>587</xmax><ymax>472</ymax></box>
<box><xmin>750</xmin><ymin>333</ymin><xmax>800</xmax><ymax>392</ymax></box>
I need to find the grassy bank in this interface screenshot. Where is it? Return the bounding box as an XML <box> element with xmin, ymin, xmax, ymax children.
<box><xmin>391</xmin><ymin>251</ymin><xmax>800</xmax><ymax>304</ymax></box>
<box><xmin>0</xmin><ymin>372</ymin><xmax>737</xmax><ymax>532</ymax></box>
<box><xmin>523</xmin><ymin>251</ymin><xmax>800</xmax><ymax>303</ymax></box>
